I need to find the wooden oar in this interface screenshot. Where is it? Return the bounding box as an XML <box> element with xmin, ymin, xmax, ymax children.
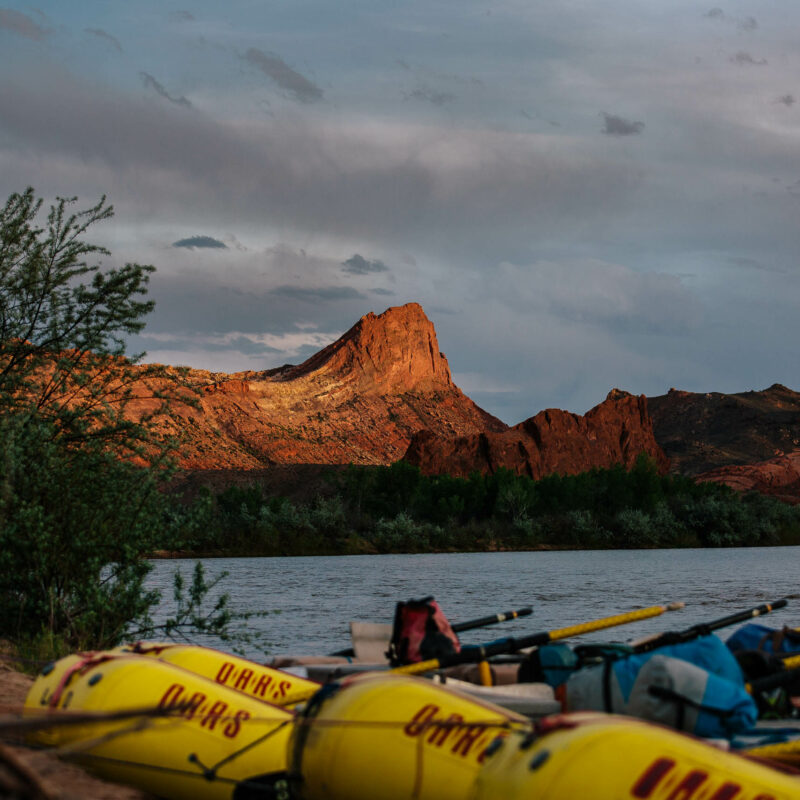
<box><xmin>629</xmin><ymin>599</ymin><xmax>788</xmax><ymax>654</ymax></box>
<box><xmin>393</xmin><ymin>602</ymin><xmax>685</xmax><ymax>677</ymax></box>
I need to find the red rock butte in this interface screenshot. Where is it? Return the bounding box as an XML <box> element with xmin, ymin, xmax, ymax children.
<box><xmin>133</xmin><ymin>303</ymin><xmax>505</xmax><ymax>468</ymax></box>
<box><xmin>122</xmin><ymin>302</ymin><xmax>671</xmax><ymax>481</ymax></box>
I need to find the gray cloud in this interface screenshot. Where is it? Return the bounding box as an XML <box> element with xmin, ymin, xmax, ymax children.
<box><xmin>600</xmin><ymin>112</ymin><xmax>644</xmax><ymax>136</ymax></box>
<box><xmin>139</xmin><ymin>333</ymin><xmax>282</xmax><ymax>356</ymax></box>
<box><xmin>341</xmin><ymin>254</ymin><xmax>389</xmax><ymax>275</ymax></box>
<box><xmin>0</xmin><ymin>8</ymin><xmax>46</xmax><ymax>40</ymax></box>
<box><xmin>139</xmin><ymin>72</ymin><xmax>192</xmax><ymax>108</ymax></box>
<box><xmin>371</xmin><ymin>287</ymin><xmax>395</xmax><ymax>296</ymax></box>
<box><xmin>133</xmin><ymin>273</ymin><xmax>363</xmax><ymax>339</ymax></box>
<box><xmin>0</xmin><ymin>69</ymin><xmax>646</xmax><ymax>265</ymax></box>
<box><xmin>169</xmin><ymin>11</ymin><xmax>195</xmax><ymax>22</ymax></box>
<box><xmin>85</xmin><ymin>27</ymin><xmax>122</xmax><ymax>52</ymax></box>
<box><xmin>406</xmin><ymin>86</ymin><xmax>455</xmax><ymax>106</ymax></box>
<box><xmin>243</xmin><ymin>48</ymin><xmax>323</xmax><ymax>103</ymax></box>
<box><xmin>704</xmin><ymin>9</ymin><xmax>757</xmax><ymax>30</ymax></box>
<box><xmin>269</xmin><ymin>285</ymin><xmax>366</xmax><ymax>302</ymax></box>
<box><xmin>728</xmin><ymin>256</ymin><xmax>786</xmax><ymax>274</ymax></box>
<box><xmin>4</xmin><ymin>2</ymin><xmax>800</xmax><ymax>423</ymax></box>
<box><xmin>730</xmin><ymin>52</ymin><xmax>767</xmax><ymax>67</ymax></box>
<box><xmin>777</xmin><ymin>94</ymin><xmax>795</xmax><ymax>107</ymax></box>
<box><xmin>173</xmin><ymin>235</ymin><xmax>227</xmax><ymax>249</ymax></box>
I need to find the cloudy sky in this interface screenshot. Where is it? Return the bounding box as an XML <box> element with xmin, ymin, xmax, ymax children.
<box><xmin>2</xmin><ymin>1</ymin><xmax>799</xmax><ymax>423</ymax></box>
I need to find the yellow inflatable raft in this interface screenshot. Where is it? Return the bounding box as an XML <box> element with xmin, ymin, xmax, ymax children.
<box><xmin>114</xmin><ymin>641</ymin><xmax>319</xmax><ymax>706</ymax></box>
<box><xmin>25</xmin><ymin>652</ymin><xmax>294</xmax><ymax>800</ymax></box>
<box><xmin>289</xmin><ymin>672</ymin><xmax>531</xmax><ymax>800</ymax></box>
<box><xmin>472</xmin><ymin>712</ymin><xmax>800</xmax><ymax>800</ymax></box>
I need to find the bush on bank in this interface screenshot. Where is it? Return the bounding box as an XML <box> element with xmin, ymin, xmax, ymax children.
<box><xmin>183</xmin><ymin>455</ymin><xmax>800</xmax><ymax>556</ymax></box>
<box><xmin>0</xmin><ymin>188</ymin><xmax>251</xmax><ymax>661</ymax></box>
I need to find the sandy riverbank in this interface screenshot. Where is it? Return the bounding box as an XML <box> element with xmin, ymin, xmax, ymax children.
<box><xmin>0</xmin><ymin>655</ymin><xmax>153</xmax><ymax>799</ymax></box>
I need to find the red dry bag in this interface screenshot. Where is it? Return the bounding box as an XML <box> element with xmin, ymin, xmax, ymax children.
<box><xmin>387</xmin><ymin>596</ymin><xmax>461</xmax><ymax>666</ymax></box>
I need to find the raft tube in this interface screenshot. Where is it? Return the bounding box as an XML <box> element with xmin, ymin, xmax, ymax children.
<box><xmin>472</xmin><ymin>712</ymin><xmax>800</xmax><ymax>800</ymax></box>
<box><xmin>115</xmin><ymin>641</ymin><xmax>320</xmax><ymax>707</ymax></box>
<box><xmin>290</xmin><ymin>672</ymin><xmax>531</xmax><ymax>800</ymax></box>
<box><xmin>24</xmin><ymin>652</ymin><xmax>294</xmax><ymax>800</ymax></box>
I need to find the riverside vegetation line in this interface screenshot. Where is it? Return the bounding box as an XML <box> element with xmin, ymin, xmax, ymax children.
<box><xmin>166</xmin><ymin>456</ymin><xmax>800</xmax><ymax>557</ymax></box>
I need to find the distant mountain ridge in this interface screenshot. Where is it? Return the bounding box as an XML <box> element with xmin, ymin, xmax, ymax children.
<box><xmin>647</xmin><ymin>384</ymin><xmax>800</xmax><ymax>503</ymax></box>
<box><xmin>124</xmin><ymin>302</ymin><xmax>800</xmax><ymax>503</ymax></box>
<box><xmin>647</xmin><ymin>384</ymin><xmax>800</xmax><ymax>475</ymax></box>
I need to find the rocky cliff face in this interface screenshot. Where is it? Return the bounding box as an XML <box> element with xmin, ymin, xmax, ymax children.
<box><xmin>696</xmin><ymin>452</ymin><xmax>800</xmax><ymax>505</ymax></box>
<box><xmin>131</xmin><ymin>303</ymin><xmax>505</xmax><ymax>468</ymax></box>
<box><xmin>647</xmin><ymin>384</ymin><xmax>800</xmax><ymax>475</ymax></box>
<box><xmin>647</xmin><ymin>384</ymin><xmax>800</xmax><ymax>502</ymax></box>
<box><xmin>403</xmin><ymin>390</ymin><xmax>669</xmax><ymax>478</ymax></box>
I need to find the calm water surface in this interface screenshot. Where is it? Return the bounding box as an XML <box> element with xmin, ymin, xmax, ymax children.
<box><xmin>144</xmin><ymin>548</ymin><xmax>800</xmax><ymax>660</ymax></box>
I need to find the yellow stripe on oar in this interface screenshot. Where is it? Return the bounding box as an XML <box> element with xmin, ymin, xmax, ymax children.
<box><xmin>393</xmin><ymin>602</ymin><xmax>685</xmax><ymax>677</ymax></box>
<box><xmin>782</xmin><ymin>654</ymin><xmax>800</xmax><ymax>671</ymax></box>
<box><xmin>547</xmin><ymin>604</ymin><xmax>685</xmax><ymax>641</ymax></box>
<box><xmin>744</xmin><ymin>739</ymin><xmax>800</xmax><ymax>766</ymax></box>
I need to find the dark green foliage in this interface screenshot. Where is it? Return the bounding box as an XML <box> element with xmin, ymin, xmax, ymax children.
<box><xmin>0</xmin><ymin>413</ymin><xmax>211</xmax><ymax>652</ymax></box>
<box><xmin>0</xmin><ymin>188</ymin><xmax>242</xmax><ymax>659</ymax></box>
<box><xmin>191</xmin><ymin>453</ymin><xmax>800</xmax><ymax>556</ymax></box>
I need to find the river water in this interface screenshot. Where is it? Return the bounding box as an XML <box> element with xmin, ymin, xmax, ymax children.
<box><xmin>144</xmin><ymin>547</ymin><xmax>800</xmax><ymax>661</ymax></box>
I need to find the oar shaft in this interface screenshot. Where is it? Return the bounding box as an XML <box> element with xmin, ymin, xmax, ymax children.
<box><xmin>632</xmin><ymin>599</ymin><xmax>788</xmax><ymax>654</ymax></box>
<box><xmin>394</xmin><ymin>602</ymin><xmax>684</xmax><ymax>676</ymax></box>
<box><xmin>747</xmin><ymin>653</ymin><xmax>800</xmax><ymax>695</ymax></box>
<box><xmin>695</xmin><ymin>599</ymin><xmax>788</xmax><ymax>634</ymax></box>
<box><xmin>547</xmin><ymin>605</ymin><xmax>683</xmax><ymax>643</ymax></box>
<box><xmin>747</xmin><ymin>668</ymin><xmax>800</xmax><ymax>695</ymax></box>
<box><xmin>452</xmin><ymin>607</ymin><xmax>532</xmax><ymax>634</ymax></box>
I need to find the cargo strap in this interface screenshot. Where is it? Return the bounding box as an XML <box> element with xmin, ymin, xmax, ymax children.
<box><xmin>602</xmin><ymin>658</ymin><xmax>614</xmax><ymax>713</ymax></box>
<box><xmin>758</xmin><ymin>627</ymin><xmax>800</xmax><ymax>655</ymax></box>
<box><xmin>516</xmin><ymin>714</ymin><xmax>579</xmax><ymax>750</ymax></box>
<box><xmin>647</xmin><ymin>685</ymin><xmax>737</xmax><ymax>731</ymax></box>
<box><xmin>188</xmin><ymin>719</ymin><xmax>293</xmax><ymax>783</ymax></box>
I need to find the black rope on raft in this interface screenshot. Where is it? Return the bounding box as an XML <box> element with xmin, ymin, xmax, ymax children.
<box><xmin>195</xmin><ymin>719</ymin><xmax>293</xmax><ymax>778</ymax></box>
<box><xmin>54</xmin><ymin>751</ymin><xmax>252</xmax><ymax>787</ymax></box>
<box><xmin>59</xmin><ymin>747</ymin><xmax>297</xmax><ymax>795</ymax></box>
